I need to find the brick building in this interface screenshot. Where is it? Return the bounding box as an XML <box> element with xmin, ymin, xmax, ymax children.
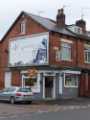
<box><xmin>0</xmin><ymin>8</ymin><xmax>90</xmax><ymax>99</ymax></box>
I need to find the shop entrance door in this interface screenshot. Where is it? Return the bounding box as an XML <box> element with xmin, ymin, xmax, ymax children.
<box><xmin>45</xmin><ymin>76</ymin><xmax>54</xmax><ymax>99</ymax></box>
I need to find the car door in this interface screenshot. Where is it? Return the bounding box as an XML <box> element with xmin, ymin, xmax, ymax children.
<box><xmin>4</xmin><ymin>88</ymin><xmax>16</xmax><ymax>101</ymax></box>
<box><xmin>3</xmin><ymin>90</ymin><xmax>10</xmax><ymax>100</ymax></box>
<box><xmin>0</xmin><ymin>88</ymin><xmax>8</xmax><ymax>100</ymax></box>
<box><xmin>0</xmin><ymin>90</ymin><xmax>5</xmax><ymax>100</ymax></box>
<box><xmin>3</xmin><ymin>88</ymin><xmax>14</xmax><ymax>101</ymax></box>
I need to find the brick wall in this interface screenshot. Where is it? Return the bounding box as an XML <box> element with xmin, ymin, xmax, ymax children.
<box><xmin>0</xmin><ymin>14</ymin><xmax>47</xmax><ymax>88</ymax></box>
<box><xmin>49</xmin><ymin>32</ymin><xmax>77</xmax><ymax>67</ymax></box>
<box><xmin>0</xmin><ymin>13</ymin><xmax>90</xmax><ymax>90</ymax></box>
<box><xmin>11</xmin><ymin>70</ymin><xmax>21</xmax><ymax>86</ymax></box>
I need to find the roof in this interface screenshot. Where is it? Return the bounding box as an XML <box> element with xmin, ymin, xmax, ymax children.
<box><xmin>66</xmin><ymin>25</ymin><xmax>90</xmax><ymax>40</ymax></box>
<box><xmin>22</xmin><ymin>12</ymin><xmax>90</xmax><ymax>40</ymax></box>
<box><xmin>1</xmin><ymin>11</ymin><xmax>90</xmax><ymax>43</ymax></box>
<box><xmin>25</xmin><ymin>12</ymin><xmax>76</xmax><ymax>37</ymax></box>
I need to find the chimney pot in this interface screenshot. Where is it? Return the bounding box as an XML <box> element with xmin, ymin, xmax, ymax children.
<box><xmin>76</xmin><ymin>19</ymin><xmax>86</xmax><ymax>32</ymax></box>
<box><xmin>56</xmin><ymin>8</ymin><xmax>65</xmax><ymax>27</ymax></box>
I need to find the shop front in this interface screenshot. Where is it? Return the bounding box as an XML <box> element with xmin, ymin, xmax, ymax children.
<box><xmin>18</xmin><ymin>69</ymin><xmax>81</xmax><ymax>100</ymax></box>
<box><xmin>4</xmin><ymin>68</ymin><xmax>81</xmax><ymax>100</ymax></box>
<box><xmin>20</xmin><ymin>70</ymin><xmax>57</xmax><ymax>100</ymax></box>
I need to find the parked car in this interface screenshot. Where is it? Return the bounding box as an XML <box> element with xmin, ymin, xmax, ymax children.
<box><xmin>0</xmin><ymin>86</ymin><xmax>33</xmax><ymax>104</ymax></box>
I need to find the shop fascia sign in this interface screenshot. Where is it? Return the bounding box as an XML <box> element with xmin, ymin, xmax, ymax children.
<box><xmin>27</xmin><ymin>68</ymin><xmax>38</xmax><ymax>78</ymax></box>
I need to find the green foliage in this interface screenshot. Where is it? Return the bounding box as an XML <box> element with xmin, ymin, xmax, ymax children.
<box><xmin>25</xmin><ymin>78</ymin><xmax>36</xmax><ymax>86</ymax></box>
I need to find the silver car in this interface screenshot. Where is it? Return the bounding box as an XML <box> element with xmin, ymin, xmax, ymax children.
<box><xmin>0</xmin><ymin>87</ymin><xmax>33</xmax><ymax>104</ymax></box>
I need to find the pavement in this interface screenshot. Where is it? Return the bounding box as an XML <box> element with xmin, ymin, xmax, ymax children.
<box><xmin>33</xmin><ymin>97</ymin><xmax>90</xmax><ymax>106</ymax></box>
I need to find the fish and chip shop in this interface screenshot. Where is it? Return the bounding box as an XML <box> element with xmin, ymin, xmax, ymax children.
<box><xmin>1</xmin><ymin>9</ymin><xmax>90</xmax><ymax>100</ymax></box>
<box><xmin>3</xmin><ymin>32</ymin><xmax>81</xmax><ymax>100</ymax></box>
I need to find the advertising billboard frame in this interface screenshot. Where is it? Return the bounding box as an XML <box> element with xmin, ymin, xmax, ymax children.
<box><xmin>8</xmin><ymin>32</ymin><xmax>49</xmax><ymax>67</ymax></box>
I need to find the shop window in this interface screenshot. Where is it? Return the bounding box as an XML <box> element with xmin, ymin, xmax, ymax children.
<box><xmin>25</xmin><ymin>77</ymin><xmax>37</xmax><ymax>86</ymax></box>
<box><xmin>64</xmin><ymin>74</ymin><xmax>79</xmax><ymax>88</ymax></box>
<box><xmin>23</xmin><ymin>74</ymin><xmax>37</xmax><ymax>86</ymax></box>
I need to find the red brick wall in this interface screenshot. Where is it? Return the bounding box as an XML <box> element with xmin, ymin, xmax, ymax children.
<box><xmin>11</xmin><ymin>70</ymin><xmax>21</xmax><ymax>86</ymax></box>
<box><xmin>0</xmin><ymin>13</ymin><xmax>90</xmax><ymax>92</ymax></box>
<box><xmin>77</xmin><ymin>40</ymin><xmax>90</xmax><ymax>69</ymax></box>
<box><xmin>88</xmin><ymin>74</ymin><xmax>90</xmax><ymax>96</ymax></box>
<box><xmin>49</xmin><ymin>32</ymin><xmax>77</xmax><ymax>67</ymax></box>
<box><xmin>79</xmin><ymin>73</ymin><xmax>86</xmax><ymax>96</ymax></box>
<box><xmin>79</xmin><ymin>73</ymin><xmax>90</xmax><ymax>97</ymax></box>
<box><xmin>0</xmin><ymin>14</ymin><xmax>48</xmax><ymax>88</ymax></box>
<box><xmin>0</xmin><ymin>69</ymin><xmax>4</xmax><ymax>89</ymax></box>
<box><xmin>1</xmin><ymin>15</ymin><xmax>47</xmax><ymax>67</ymax></box>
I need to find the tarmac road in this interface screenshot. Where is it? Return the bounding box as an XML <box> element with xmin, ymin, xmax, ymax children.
<box><xmin>0</xmin><ymin>98</ymin><xmax>89</xmax><ymax>120</ymax></box>
<box><xmin>0</xmin><ymin>106</ymin><xmax>90</xmax><ymax>120</ymax></box>
<box><xmin>29</xmin><ymin>108</ymin><xmax>90</xmax><ymax>120</ymax></box>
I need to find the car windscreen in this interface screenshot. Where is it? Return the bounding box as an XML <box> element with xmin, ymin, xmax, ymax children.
<box><xmin>18</xmin><ymin>88</ymin><xmax>32</xmax><ymax>92</ymax></box>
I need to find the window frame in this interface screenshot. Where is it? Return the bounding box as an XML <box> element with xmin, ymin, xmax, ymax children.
<box><xmin>84</xmin><ymin>45</ymin><xmax>90</xmax><ymax>64</ymax></box>
<box><xmin>56</xmin><ymin>41</ymin><xmax>72</xmax><ymax>61</ymax></box>
<box><xmin>23</xmin><ymin>74</ymin><xmax>37</xmax><ymax>87</ymax></box>
<box><xmin>20</xmin><ymin>20</ymin><xmax>26</xmax><ymax>34</ymax></box>
<box><xmin>64</xmin><ymin>73</ymin><xmax>79</xmax><ymax>88</ymax></box>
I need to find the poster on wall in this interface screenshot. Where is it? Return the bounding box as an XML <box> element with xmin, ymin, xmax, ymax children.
<box><xmin>9</xmin><ymin>32</ymin><xmax>49</xmax><ymax>67</ymax></box>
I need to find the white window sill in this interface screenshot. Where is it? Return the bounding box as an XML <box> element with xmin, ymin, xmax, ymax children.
<box><xmin>61</xmin><ymin>59</ymin><xmax>72</xmax><ymax>62</ymax></box>
<box><xmin>85</xmin><ymin>61</ymin><xmax>90</xmax><ymax>64</ymax></box>
<box><xmin>56</xmin><ymin>59</ymin><xmax>72</xmax><ymax>62</ymax></box>
<box><xmin>20</xmin><ymin>32</ymin><xmax>26</xmax><ymax>35</ymax></box>
<box><xmin>64</xmin><ymin>86</ymin><xmax>78</xmax><ymax>88</ymax></box>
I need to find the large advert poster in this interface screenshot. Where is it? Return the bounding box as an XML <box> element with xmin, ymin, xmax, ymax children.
<box><xmin>9</xmin><ymin>32</ymin><xmax>49</xmax><ymax>66</ymax></box>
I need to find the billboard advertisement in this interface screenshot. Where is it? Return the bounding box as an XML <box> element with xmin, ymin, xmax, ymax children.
<box><xmin>9</xmin><ymin>32</ymin><xmax>49</xmax><ymax>67</ymax></box>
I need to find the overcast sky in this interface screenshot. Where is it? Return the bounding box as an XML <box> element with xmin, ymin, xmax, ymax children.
<box><xmin>0</xmin><ymin>0</ymin><xmax>90</xmax><ymax>39</ymax></box>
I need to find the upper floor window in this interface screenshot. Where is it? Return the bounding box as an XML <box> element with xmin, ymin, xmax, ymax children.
<box><xmin>56</xmin><ymin>40</ymin><xmax>72</xmax><ymax>61</ymax></box>
<box><xmin>84</xmin><ymin>44</ymin><xmax>90</xmax><ymax>63</ymax></box>
<box><xmin>20</xmin><ymin>20</ymin><xmax>26</xmax><ymax>34</ymax></box>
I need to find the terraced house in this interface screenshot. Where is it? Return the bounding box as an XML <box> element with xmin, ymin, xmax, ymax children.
<box><xmin>0</xmin><ymin>8</ymin><xmax>90</xmax><ymax>100</ymax></box>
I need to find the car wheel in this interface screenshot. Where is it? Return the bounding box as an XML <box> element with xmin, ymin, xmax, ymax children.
<box><xmin>10</xmin><ymin>97</ymin><xmax>15</xmax><ymax>104</ymax></box>
<box><xmin>28</xmin><ymin>101</ymin><xmax>32</xmax><ymax>104</ymax></box>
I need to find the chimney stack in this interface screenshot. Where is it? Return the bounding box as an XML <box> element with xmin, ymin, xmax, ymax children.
<box><xmin>76</xmin><ymin>19</ymin><xmax>86</xmax><ymax>32</ymax></box>
<box><xmin>56</xmin><ymin>8</ymin><xmax>65</xmax><ymax>27</ymax></box>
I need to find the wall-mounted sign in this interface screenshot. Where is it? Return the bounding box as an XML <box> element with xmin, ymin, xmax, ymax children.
<box><xmin>28</xmin><ymin>68</ymin><xmax>38</xmax><ymax>78</ymax></box>
<box><xmin>9</xmin><ymin>32</ymin><xmax>49</xmax><ymax>67</ymax></box>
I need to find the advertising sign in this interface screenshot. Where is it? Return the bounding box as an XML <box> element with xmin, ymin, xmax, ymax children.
<box><xmin>9</xmin><ymin>32</ymin><xmax>49</xmax><ymax>66</ymax></box>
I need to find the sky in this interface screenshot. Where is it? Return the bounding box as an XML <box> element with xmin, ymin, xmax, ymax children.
<box><xmin>0</xmin><ymin>0</ymin><xmax>90</xmax><ymax>39</ymax></box>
